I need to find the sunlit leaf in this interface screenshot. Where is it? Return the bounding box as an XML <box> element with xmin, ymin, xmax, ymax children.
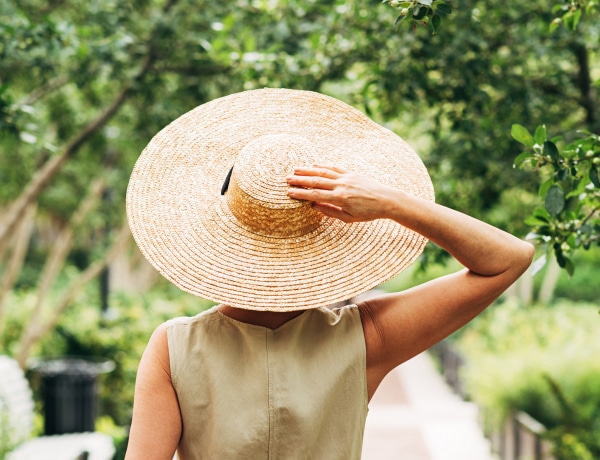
<box><xmin>538</xmin><ymin>178</ymin><xmax>554</xmax><ymax>200</ymax></box>
<box><xmin>534</xmin><ymin>125</ymin><xmax>547</xmax><ymax>145</ymax></box>
<box><xmin>511</xmin><ymin>124</ymin><xmax>534</xmax><ymax>148</ymax></box>
<box><xmin>533</xmin><ymin>207</ymin><xmax>551</xmax><ymax>220</ymax></box>
<box><xmin>514</xmin><ymin>151</ymin><xmax>533</xmax><ymax>168</ymax></box>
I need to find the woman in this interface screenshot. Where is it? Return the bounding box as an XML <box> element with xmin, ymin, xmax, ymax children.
<box><xmin>124</xmin><ymin>89</ymin><xmax>533</xmax><ymax>460</ymax></box>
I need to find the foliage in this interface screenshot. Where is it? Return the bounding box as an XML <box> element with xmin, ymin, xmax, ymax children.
<box><xmin>455</xmin><ymin>299</ymin><xmax>600</xmax><ymax>458</ymax></box>
<box><xmin>0</xmin><ymin>0</ymin><xmax>598</xmax><ymax>381</ymax></box>
<box><xmin>552</xmin><ymin>246</ymin><xmax>600</xmax><ymax>300</ymax></box>
<box><xmin>382</xmin><ymin>0</ymin><xmax>453</xmax><ymax>34</ymax></box>
<box><xmin>550</xmin><ymin>0</ymin><xmax>599</xmax><ymax>31</ymax></box>
<box><xmin>2</xmin><ymin>280</ymin><xmax>213</xmax><ymax>427</ymax></box>
<box><xmin>513</xmin><ymin>125</ymin><xmax>600</xmax><ymax>275</ymax></box>
<box><xmin>507</xmin><ymin>0</ymin><xmax>599</xmax><ymax>273</ymax></box>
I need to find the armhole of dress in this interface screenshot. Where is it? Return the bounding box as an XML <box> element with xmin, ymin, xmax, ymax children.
<box><xmin>350</xmin><ymin>305</ymin><xmax>369</xmax><ymax>409</ymax></box>
<box><xmin>165</xmin><ymin>320</ymin><xmax>178</xmax><ymax>391</ymax></box>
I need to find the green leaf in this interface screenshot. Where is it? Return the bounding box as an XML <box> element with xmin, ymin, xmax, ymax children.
<box><xmin>511</xmin><ymin>124</ymin><xmax>534</xmax><ymax>148</ymax></box>
<box><xmin>394</xmin><ymin>14</ymin><xmax>408</xmax><ymax>29</ymax></box>
<box><xmin>543</xmin><ymin>140</ymin><xmax>560</xmax><ymax>162</ymax></box>
<box><xmin>514</xmin><ymin>151</ymin><xmax>533</xmax><ymax>168</ymax></box>
<box><xmin>534</xmin><ymin>125</ymin><xmax>547</xmax><ymax>145</ymax></box>
<box><xmin>571</xmin><ymin>8</ymin><xmax>582</xmax><ymax>30</ymax></box>
<box><xmin>564</xmin><ymin>256</ymin><xmax>575</xmax><ymax>276</ymax></box>
<box><xmin>418</xmin><ymin>0</ymin><xmax>433</xmax><ymax>6</ymax></box>
<box><xmin>435</xmin><ymin>3</ymin><xmax>453</xmax><ymax>15</ymax></box>
<box><xmin>590</xmin><ymin>166</ymin><xmax>600</xmax><ymax>188</ymax></box>
<box><xmin>545</xmin><ymin>185</ymin><xmax>565</xmax><ymax>217</ymax></box>
<box><xmin>538</xmin><ymin>178</ymin><xmax>555</xmax><ymax>200</ymax></box>
<box><xmin>413</xmin><ymin>5</ymin><xmax>428</xmax><ymax>19</ymax></box>
<box><xmin>431</xmin><ymin>14</ymin><xmax>441</xmax><ymax>33</ymax></box>
<box><xmin>533</xmin><ymin>206</ymin><xmax>552</xmax><ymax>221</ymax></box>
<box><xmin>557</xmin><ymin>167</ymin><xmax>569</xmax><ymax>181</ymax></box>
<box><xmin>554</xmin><ymin>244</ymin><xmax>574</xmax><ymax>275</ymax></box>
<box><xmin>524</xmin><ymin>216</ymin><xmax>550</xmax><ymax>227</ymax></box>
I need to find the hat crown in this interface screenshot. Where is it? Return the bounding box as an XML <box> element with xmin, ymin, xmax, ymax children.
<box><xmin>225</xmin><ymin>134</ymin><xmax>323</xmax><ymax>237</ymax></box>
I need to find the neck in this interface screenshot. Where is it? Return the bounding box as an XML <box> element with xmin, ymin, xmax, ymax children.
<box><xmin>217</xmin><ymin>305</ymin><xmax>306</xmax><ymax>330</ymax></box>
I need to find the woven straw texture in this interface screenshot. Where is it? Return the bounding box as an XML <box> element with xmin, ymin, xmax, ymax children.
<box><xmin>126</xmin><ymin>88</ymin><xmax>434</xmax><ymax>311</ymax></box>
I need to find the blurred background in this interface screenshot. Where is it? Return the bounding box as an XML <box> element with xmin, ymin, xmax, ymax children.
<box><xmin>0</xmin><ymin>0</ymin><xmax>598</xmax><ymax>458</ymax></box>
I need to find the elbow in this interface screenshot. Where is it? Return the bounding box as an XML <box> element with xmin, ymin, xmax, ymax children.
<box><xmin>512</xmin><ymin>240</ymin><xmax>535</xmax><ymax>277</ymax></box>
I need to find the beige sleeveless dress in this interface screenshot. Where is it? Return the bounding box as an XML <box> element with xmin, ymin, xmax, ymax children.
<box><xmin>167</xmin><ymin>304</ymin><xmax>368</xmax><ymax>460</ymax></box>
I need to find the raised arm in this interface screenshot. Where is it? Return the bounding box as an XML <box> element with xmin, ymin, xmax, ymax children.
<box><xmin>287</xmin><ymin>165</ymin><xmax>534</xmax><ymax>399</ymax></box>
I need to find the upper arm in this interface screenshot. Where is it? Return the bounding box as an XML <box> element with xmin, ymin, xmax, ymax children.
<box><xmin>125</xmin><ymin>323</ymin><xmax>182</xmax><ymax>460</ymax></box>
<box><xmin>360</xmin><ymin>265</ymin><xmax>529</xmax><ymax>398</ymax></box>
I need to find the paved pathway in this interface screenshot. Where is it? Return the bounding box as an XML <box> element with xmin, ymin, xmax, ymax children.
<box><xmin>362</xmin><ymin>352</ymin><xmax>496</xmax><ymax>460</ymax></box>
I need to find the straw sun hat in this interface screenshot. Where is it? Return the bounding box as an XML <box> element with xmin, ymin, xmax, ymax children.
<box><xmin>126</xmin><ymin>88</ymin><xmax>434</xmax><ymax>311</ymax></box>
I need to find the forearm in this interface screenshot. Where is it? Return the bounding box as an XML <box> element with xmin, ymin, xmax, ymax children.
<box><xmin>286</xmin><ymin>165</ymin><xmax>534</xmax><ymax>278</ymax></box>
<box><xmin>381</xmin><ymin>187</ymin><xmax>534</xmax><ymax>277</ymax></box>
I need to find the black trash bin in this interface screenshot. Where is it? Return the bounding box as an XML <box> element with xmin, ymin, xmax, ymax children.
<box><xmin>30</xmin><ymin>357</ymin><xmax>114</xmax><ymax>435</ymax></box>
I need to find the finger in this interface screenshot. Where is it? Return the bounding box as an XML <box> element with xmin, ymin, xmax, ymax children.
<box><xmin>286</xmin><ymin>174</ymin><xmax>336</xmax><ymax>190</ymax></box>
<box><xmin>311</xmin><ymin>164</ymin><xmax>348</xmax><ymax>175</ymax></box>
<box><xmin>287</xmin><ymin>187</ymin><xmax>334</xmax><ymax>203</ymax></box>
<box><xmin>291</xmin><ymin>165</ymin><xmax>341</xmax><ymax>180</ymax></box>
<box><xmin>312</xmin><ymin>202</ymin><xmax>354</xmax><ymax>223</ymax></box>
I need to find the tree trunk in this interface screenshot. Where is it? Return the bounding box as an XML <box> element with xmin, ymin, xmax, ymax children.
<box><xmin>538</xmin><ymin>256</ymin><xmax>561</xmax><ymax>305</ymax></box>
<box><xmin>16</xmin><ymin>223</ymin><xmax>131</xmax><ymax>367</ymax></box>
<box><xmin>0</xmin><ymin>203</ymin><xmax>37</xmax><ymax>337</ymax></box>
<box><xmin>16</xmin><ymin>179</ymin><xmax>105</xmax><ymax>365</ymax></box>
<box><xmin>571</xmin><ymin>41</ymin><xmax>598</xmax><ymax>131</ymax></box>
<box><xmin>0</xmin><ymin>0</ymin><xmax>180</xmax><ymax>250</ymax></box>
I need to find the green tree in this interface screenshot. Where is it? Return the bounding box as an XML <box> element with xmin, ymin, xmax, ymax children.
<box><xmin>381</xmin><ymin>0</ymin><xmax>599</xmax><ymax>276</ymax></box>
<box><xmin>2</xmin><ymin>0</ymin><xmax>598</xmax><ymax>365</ymax></box>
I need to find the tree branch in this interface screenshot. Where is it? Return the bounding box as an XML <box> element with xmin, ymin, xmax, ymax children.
<box><xmin>0</xmin><ymin>203</ymin><xmax>37</xmax><ymax>337</ymax></box>
<box><xmin>17</xmin><ymin>75</ymin><xmax>70</xmax><ymax>107</ymax></box>
<box><xmin>15</xmin><ymin>178</ymin><xmax>106</xmax><ymax>365</ymax></box>
<box><xmin>16</xmin><ymin>223</ymin><xmax>131</xmax><ymax>366</ymax></box>
<box><xmin>0</xmin><ymin>0</ymin><xmax>181</xmax><ymax>249</ymax></box>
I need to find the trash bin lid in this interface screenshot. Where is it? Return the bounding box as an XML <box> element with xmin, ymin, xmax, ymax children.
<box><xmin>28</xmin><ymin>357</ymin><xmax>115</xmax><ymax>377</ymax></box>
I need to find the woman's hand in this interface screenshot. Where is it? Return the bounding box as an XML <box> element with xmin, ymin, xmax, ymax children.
<box><xmin>286</xmin><ymin>164</ymin><xmax>393</xmax><ymax>223</ymax></box>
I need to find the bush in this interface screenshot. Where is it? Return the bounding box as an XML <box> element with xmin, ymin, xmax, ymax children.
<box><xmin>1</xmin><ymin>280</ymin><xmax>214</xmax><ymax>430</ymax></box>
<box><xmin>38</xmin><ymin>282</ymin><xmax>214</xmax><ymax>426</ymax></box>
<box><xmin>454</xmin><ymin>299</ymin><xmax>600</xmax><ymax>459</ymax></box>
<box><xmin>552</xmin><ymin>250</ymin><xmax>600</xmax><ymax>302</ymax></box>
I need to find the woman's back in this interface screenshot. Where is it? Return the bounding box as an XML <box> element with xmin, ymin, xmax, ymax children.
<box><xmin>168</xmin><ymin>305</ymin><xmax>368</xmax><ymax>460</ymax></box>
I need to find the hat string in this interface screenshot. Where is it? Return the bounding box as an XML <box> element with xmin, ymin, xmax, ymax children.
<box><xmin>221</xmin><ymin>167</ymin><xmax>234</xmax><ymax>195</ymax></box>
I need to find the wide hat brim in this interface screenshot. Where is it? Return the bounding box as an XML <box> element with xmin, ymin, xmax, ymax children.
<box><xmin>126</xmin><ymin>88</ymin><xmax>434</xmax><ymax>311</ymax></box>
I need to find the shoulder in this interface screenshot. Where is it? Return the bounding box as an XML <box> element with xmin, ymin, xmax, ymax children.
<box><xmin>142</xmin><ymin>309</ymin><xmax>215</xmax><ymax>376</ymax></box>
<box><xmin>319</xmin><ymin>304</ymin><xmax>361</xmax><ymax>325</ymax></box>
<box><xmin>141</xmin><ymin>322</ymin><xmax>171</xmax><ymax>380</ymax></box>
